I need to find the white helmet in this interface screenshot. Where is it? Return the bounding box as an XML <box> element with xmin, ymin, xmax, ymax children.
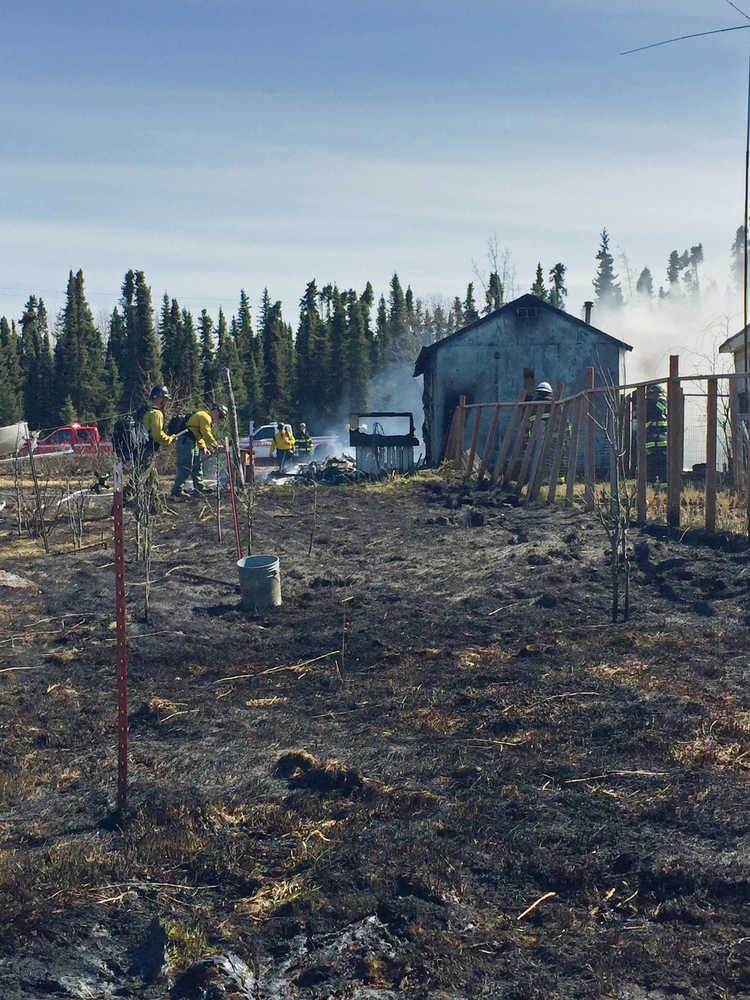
<box><xmin>535</xmin><ymin>381</ymin><xmax>553</xmax><ymax>395</ymax></box>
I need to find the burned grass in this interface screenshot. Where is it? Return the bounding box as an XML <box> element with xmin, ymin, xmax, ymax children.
<box><xmin>0</xmin><ymin>473</ymin><xmax>749</xmax><ymax>997</ymax></box>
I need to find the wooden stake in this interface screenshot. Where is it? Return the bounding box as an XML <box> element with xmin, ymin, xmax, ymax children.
<box><xmin>705</xmin><ymin>377</ymin><xmax>717</xmax><ymax>532</ymax></box>
<box><xmin>491</xmin><ymin>391</ymin><xmax>526</xmax><ymax>485</ymax></box>
<box><xmin>565</xmin><ymin>395</ymin><xmax>584</xmax><ymax>505</ymax></box>
<box><xmin>517</xmin><ymin>402</ymin><xmax>544</xmax><ymax>494</ymax></box>
<box><xmin>113</xmin><ymin>461</ymin><xmax>128</xmax><ymax>814</ymax></box>
<box><xmin>529</xmin><ymin>383</ymin><xmax>564</xmax><ymax>502</ymax></box>
<box><xmin>636</xmin><ymin>385</ymin><xmax>647</xmax><ymax>523</ymax></box>
<box><xmin>223</xmin><ymin>367</ymin><xmax>246</xmax><ymax>492</ymax></box>
<box><xmin>477</xmin><ymin>405</ymin><xmax>501</xmax><ymax>483</ymax></box>
<box><xmin>502</xmin><ymin>406</ymin><xmax>532</xmax><ymax>487</ymax></box>
<box><xmin>547</xmin><ymin>399</ymin><xmax>570</xmax><ymax>505</ymax></box>
<box><xmin>584</xmin><ymin>367</ymin><xmax>595</xmax><ymax>511</ymax></box>
<box><xmin>667</xmin><ymin>355</ymin><xmax>680</xmax><ymax>528</ymax></box>
<box><xmin>464</xmin><ymin>406</ymin><xmax>483</xmax><ymax>482</ymax></box>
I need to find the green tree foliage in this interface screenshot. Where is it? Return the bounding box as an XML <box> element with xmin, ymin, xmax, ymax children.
<box><xmin>386</xmin><ymin>273</ymin><xmax>408</xmax><ymax>362</ymax></box>
<box><xmin>636</xmin><ymin>267</ymin><xmax>653</xmax><ymax>297</ymax></box>
<box><xmin>344</xmin><ymin>291</ymin><xmax>369</xmax><ymax>412</ymax></box>
<box><xmin>593</xmin><ymin>229</ymin><xmax>623</xmax><ymax>308</ymax></box>
<box><xmin>548</xmin><ymin>263</ymin><xmax>567</xmax><ymax>309</ymax></box>
<box><xmin>375</xmin><ymin>295</ymin><xmax>388</xmax><ymax>364</ymax></box>
<box><xmin>484</xmin><ymin>272</ymin><xmax>503</xmax><ymax>314</ymax></box>
<box><xmin>261</xmin><ymin>293</ymin><xmax>288</xmax><ymax>419</ymax></box>
<box><xmin>0</xmin><ymin>316</ymin><xmax>23</xmax><ymax>422</ymax></box>
<box><xmin>295</xmin><ymin>280</ymin><xmax>326</xmax><ymax>420</ymax></box>
<box><xmin>54</xmin><ymin>270</ymin><xmax>107</xmax><ymax>423</ymax></box>
<box><xmin>215</xmin><ymin>308</ymin><xmax>247</xmax><ymax>420</ymax></box>
<box><xmin>731</xmin><ymin>225</ymin><xmax>746</xmax><ymax>290</ymax></box>
<box><xmin>450</xmin><ymin>297</ymin><xmax>464</xmax><ymax>330</ymax></box>
<box><xmin>20</xmin><ymin>296</ymin><xmax>55</xmax><ymax>430</ymax></box>
<box><xmin>530</xmin><ymin>263</ymin><xmax>547</xmax><ymax>301</ymax></box>
<box><xmin>58</xmin><ymin>395</ymin><xmax>77</xmax><ymax>424</ymax></box>
<box><xmin>463</xmin><ymin>283</ymin><xmax>479</xmax><ymax>322</ymax></box>
<box><xmin>199</xmin><ymin>309</ymin><xmax>217</xmax><ymax>400</ymax></box>
<box><xmin>120</xmin><ymin>270</ymin><xmax>161</xmax><ymax>408</ymax></box>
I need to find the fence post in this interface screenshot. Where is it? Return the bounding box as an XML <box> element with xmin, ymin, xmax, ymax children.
<box><xmin>464</xmin><ymin>406</ymin><xmax>482</xmax><ymax>482</ymax></box>
<box><xmin>584</xmin><ymin>367</ymin><xmax>595</xmax><ymax>511</ymax></box>
<box><xmin>667</xmin><ymin>355</ymin><xmax>681</xmax><ymax>528</ymax></box>
<box><xmin>113</xmin><ymin>460</ymin><xmax>128</xmax><ymax>814</ymax></box>
<box><xmin>529</xmin><ymin>383</ymin><xmax>564</xmax><ymax>502</ymax></box>
<box><xmin>477</xmin><ymin>405</ymin><xmax>501</xmax><ymax>483</ymax></box>
<box><xmin>565</xmin><ymin>395</ymin><xmax>584</xmax><ymax>505</ymax></box>
<box><xmin>547</xmin><ymin>399</ymin><xmax>570</xmax><ymax>506</ymax></box>
<box><xmin>636</xmin><ymin>385</ymin><xmax>647</xmax><ymax>523</ymax></box>
<box><xmin>455</xmin><ymin>396</ymin><xmax>468</xmax><ymax>471</ymax></box>
<box><xmin>705</xmin><ymin>377</ymin><xmax>717</xmax><ymax>532</ymax></box>
<box><xmin>517</xmin><ymin>402</ymin><xmax>544</xmax><ymax>494</ymax></box>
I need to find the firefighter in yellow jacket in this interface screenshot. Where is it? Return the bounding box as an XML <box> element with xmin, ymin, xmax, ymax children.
<box><xmin>270</xmin><ymin>422</ymin><xmax>295</xmax><ymax>472</ymax></box>
<box><xmin>171</xmin><ymin>404</ymin><xmax>227</xmax><ymax>499</ymax></box>
<box><xmin>124</xmin><ymin>384</ymin><xmax>176</xmax><ymax>510</ymax></box>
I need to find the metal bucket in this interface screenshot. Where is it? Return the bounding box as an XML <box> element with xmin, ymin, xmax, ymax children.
<box><xmin>237</xmin><ymin>554</ymin><xmax>281</xmax><ymax>610</ymax></box>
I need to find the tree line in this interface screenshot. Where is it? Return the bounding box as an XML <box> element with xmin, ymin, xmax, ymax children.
<box><xmin>0</xmin><ymin>269</ymin><xmax>502</xmax><ymax>433</ymax></box>
<box><xmin>0</xmin><ymin>227</ymin><xmax>745</xmax><ymax>431</ymax></box>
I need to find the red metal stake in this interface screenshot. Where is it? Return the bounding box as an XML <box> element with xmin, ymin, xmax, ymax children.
<box><xmin>113</xmin><ymin>460</ymin><xmax>128</xmax><ymax>814</ymax></box>
<box><xmin>224</xmin><ymin>437</ymin><xmax>243</xmax><ymax>560</ymax></box>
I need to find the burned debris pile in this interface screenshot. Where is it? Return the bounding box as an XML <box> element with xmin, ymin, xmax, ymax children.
<box><xmin>293</xmin><ymin>455</ymin><xmax>384</xmax><ymax>485</ymax></box>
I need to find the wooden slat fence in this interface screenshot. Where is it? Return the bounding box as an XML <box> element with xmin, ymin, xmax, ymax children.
<box><xmin>441</xmin><ymin>360</ymin><xmax>750</xmax><ymax>534</ymax></box>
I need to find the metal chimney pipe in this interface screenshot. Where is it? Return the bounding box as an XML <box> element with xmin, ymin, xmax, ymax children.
<box><xmin>584</xmin><ymin>301</ymin><xmax>593</xmax><ymax>325</ymax></box>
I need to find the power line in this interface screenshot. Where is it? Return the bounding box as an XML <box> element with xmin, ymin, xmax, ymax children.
<box><xmin>726</xmin><ymin>0</ymin><xmax>750</xmax><ymax>23</ymax></box>
<box><xmin>620</xmin><ymin>23</ymin><xmax>750</xmax><ymax>56</ymax></box>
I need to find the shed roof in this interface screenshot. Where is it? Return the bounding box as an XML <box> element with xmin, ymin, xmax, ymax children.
<box><xmin>413</xmin><ymin>293</ymin><xmax>633</xmax><ymax>376</ymax></box>
<box><xmin>719</xmin><ymin>326</ymin><xmax>749</xmax><ymax>354</ymax></box>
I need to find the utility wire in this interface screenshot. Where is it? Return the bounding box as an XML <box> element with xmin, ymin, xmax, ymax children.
<box><xmin>620</xmin><ymin>23</ymin><xmax>750</xmax><ymax>55</ymax></box>
<box><xmin>726</xmin><ymin>0</ymin><xmax>750</xmax><ymax>22</ymax></box>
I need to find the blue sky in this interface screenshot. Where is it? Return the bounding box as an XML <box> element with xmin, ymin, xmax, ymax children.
<box><xmin>2</xmin><ymin>0</ymin><xmax>750</xmax><ymax>353</ymax></box>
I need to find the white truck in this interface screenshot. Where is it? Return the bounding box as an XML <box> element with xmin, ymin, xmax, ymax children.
<box><xmin>239</xmin><ymin>424</ymin><xmax>340</xmax><ymax>462</ymax></box>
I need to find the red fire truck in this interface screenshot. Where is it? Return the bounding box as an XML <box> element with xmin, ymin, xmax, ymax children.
<box><xmin>18</xmin><ymin>423</ymin><xmax>112</xmax><ymax>455</ymax></box>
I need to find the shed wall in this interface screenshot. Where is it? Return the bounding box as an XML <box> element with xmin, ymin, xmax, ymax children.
<box><xmin>423</xmin><ymin>310</ymin><xmax>624</xmax><ymax>464</ymax></box>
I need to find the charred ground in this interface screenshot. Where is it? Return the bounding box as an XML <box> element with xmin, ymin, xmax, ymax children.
<box><xmin>0</xmin><ymin>472</ymin><xmax>749</xmax><ymax>999</ymax></box>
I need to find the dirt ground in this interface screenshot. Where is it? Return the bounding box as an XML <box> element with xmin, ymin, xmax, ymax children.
<box><xmin>1</xmin><ymin>467</ymin><xmax>749</xmax><ymax>999</ymax></box>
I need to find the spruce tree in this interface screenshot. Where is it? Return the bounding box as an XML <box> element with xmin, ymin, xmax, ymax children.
<box><xmin>216</xmin><ymin>308</ymin><xmax>246</xmax><ymax>420</ymax></box>
<box><xmin>327</xmin><ymin>288</ymin><xmax>347</xmax><ymax>412</ymax></box>
<box><xmin>180</xmin><ymin>309</ymin><xmax>200</xmax><ymax>404</ymax></box>
<box><xmin>101</xmin><ymin>355</ymin><xmax>122</xmax><ymax>434</ymax></box>
<box><xmin>107</xmin><ymin>307</ymin><xmax>127</xmax><ymax>394</ymax></box>
<box><xmin>235</xmin><ymin>290</ymin><xmax>261</xmax><ymax>423</ymax></box>
<box><xmin>666</xmin><ymin>250</ymin><xmax>682</xmax><ymax>290</ymax></box>
<box><xmin>54</xmin><ymin>270</ymin><xmax>107</xmax><ymax>422</ymax></box>
<box><xmin>531</xmin><ymin>263</ymin><xmax>547</xmax><ymax>301</ymax></box>
<box><xmin>636</xmin><ymin>267</ymin><xmax>654</xmax><ymax>297</ymax></box>
<box><xmin>199</xmin><ymin>309</ymin><xmax>216</xmax><ymax>400</ymax></box>
<box><xmin>387</xmin><ymin>274</ymin><xmax>407</xmax><ymax>362</ymax></box>
<box><xmin>360</xmin><ymin>282</ymin><xmax>377</xmax><ymax>372</ymax></box>
<box><xmin>295</xmin><ymin>280</ymin><xmax>321</xmax><ymax>419</ymax></box>
<box><xmin>593</xmin><ymin>229</ymin><xmax>623</xmax><ymax>308</ymax></box>
<box><xmin>0</xmin><ymin>316</ymin><xmax>22</xmax><ymax>422</ymax></box>
<box><xmin>463</xmin><ymin>283</ymin><xmax>479</xmax><ymax>322</ymax></box>
<box><xmin>121</xmin><ymin>270</ymin><xmax>160</xmax><ymax>407</ymax></box>
<box><xmin>731</xmin><ymin>225</ymin><xmax>746</xmax><ymax>289</ymax></box>
<box><xmin>20</xmin><ymin>296</ymin><xmax>55</xmax><ymax>430</ymax></box>
<box><xmin>548</xmin><ymin>263</ymin><xmax>567</xmax><ymax>309</ymax></box>
<box><xmin>59</xmin><ymin>395</ymin><xmax>77</xmax><ymax>424</ymax></box>
<box><xmin>262</xmin><ymin>299</ymin><xmax>287</xmax><ymax>420</ymax></box>
<box><xmin>344</xmin><ymin>291</ymin><xmax>369</xmax><ymax>412</ymax></box>
<box><xmin>485</xmin><ymin>272</ymin><xmax>503</xmax><ymax>314</ymax></box>
<box><xmin>375</xmin><ymin>295</ymin><xmax>388</xmax><ymax>365</ymax></box>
